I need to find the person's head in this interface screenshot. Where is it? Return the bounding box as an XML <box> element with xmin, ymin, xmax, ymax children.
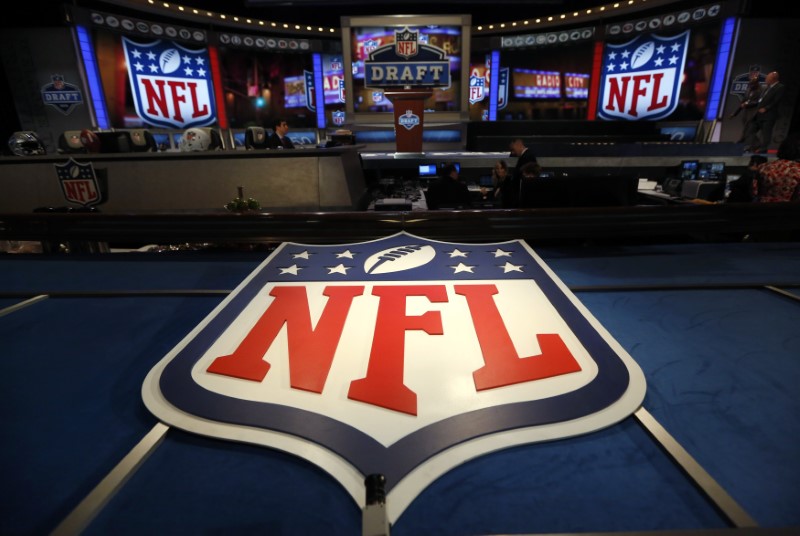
<box><xmin>519</xmin><ymin>162</ymin><xmax>541</xmax><ymax>179</ymax></box>
<box><xmin>776</xmin><ymin>132</ymin><xmax>800</xmax><ymax>162</ymax></box>
<box><xmin>272</xmin><ymin>118</ymin><xmax>289</xmax><ymax>136</ymax></box>
<box><xmin>748</xmin><ymin>154</ymin><xmax>768</xmax><ymax>169</ymax></box>
<box><xmin>765</xmin><ymin>71</ymin><xmax>780</xmax><ymax>86</ymax></box>
<box><xmin>509</xmin><ymin>138</ymin><xmax>526</xmax><ymax>157</ymax></box>
<box><xmin>493</xmin><ymin>160</ymin><xmax>508</xmax><ymax>179</ymax></box>
<box><xmin>441</xmin><ymin>163</ymin><xmax>459</xmax><ymax>180</ymax></box>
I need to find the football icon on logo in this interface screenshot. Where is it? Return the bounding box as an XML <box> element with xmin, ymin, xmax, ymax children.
<box><xmin>159</xmin><ymin>49</ymin><xmax>181</xmax><ymax>73</ymax></box>
<box><xmin>363</xmin><ymin>244</ymin><xmax>435</xmax><ymax>274</ymax></box>
<box><xmin>631</xmin><ymin>41</ymin><xmax>655</xmax><ymax>69</ymax></box>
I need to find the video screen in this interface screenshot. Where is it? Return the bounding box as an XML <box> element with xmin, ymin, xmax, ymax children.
<box><xmin>419</xmin><ymin>164</ymin><xmax>437</xmax><ymax>177</ymax></box>
<box><xmin>349</xmin><ymin>25</ymin><xmax>463</xmax><ymax>113</ymax></box>
<box><xmin>680</xmin><ymin>160</ymin><xmax>699</xmax><ymax>180</ymax></box>
<box><xmin>284</xmin><ymin>75</ymin><xmax>307</xmax><ymax>109</ymax></box>
<box><xmin>699</xmin><ymin>162</ymin><xmax>725</xmax><ymax>180</ymax></box>
<box><xmin>513</xmin><ymin>69</ymin><xmax>561</xmax><ymax>99</ymax></box>
<box><xmin>565</xmin><ymin>73</ymin><xmax>590</xmax><ymax>99</ymax></box>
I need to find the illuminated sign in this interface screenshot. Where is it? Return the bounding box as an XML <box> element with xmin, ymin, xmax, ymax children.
<box><xmin>598</xmin><ymin>30</ymin><xmax>689</xmax><ymax>120</ymax></box>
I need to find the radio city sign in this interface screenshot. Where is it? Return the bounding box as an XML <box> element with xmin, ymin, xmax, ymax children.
<box><xmin>365</xmin><ymin>27</ymin><xmax>451</xmax><ymax>89</ymax></box>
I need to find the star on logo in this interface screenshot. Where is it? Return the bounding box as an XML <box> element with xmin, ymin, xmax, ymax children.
<box><xmin>451</xmin><ymin>263</ymin><xmax>475</xmax><ymax>274</ymax></box>
<box><xmin>279</xmin><ymin>265</ymin><xmax>302</xmax><ymax>275</ymax></box>
<box><xmin>327</xmin><ymin>264</ymin><xmax>351</xmax><ymax>275</ymax></box>
<box><xmin>335</xmin><ymin>250</ymin><xmax>355</xmax><ymax>259</ymax></box>
<box><xmin>500</xmin><ymin>262</ymin><xmax>523</xmax><ymax>273</ymax></box>
<box><xmin>491</xmin><ymin>248</ymin><xmax>513</xmax><ymax>258</ymax></box>
<box><xmin>448</xmin><ymin>249</ymin><xmax>469</xmax><ymax>258</ymax></box>
<box><xmin>292</xmin><ymin>251</ymin><xmax>312</xmax><ymax>260</ymax></box>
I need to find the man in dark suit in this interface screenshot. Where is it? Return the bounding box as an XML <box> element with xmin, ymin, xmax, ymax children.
<box><xmin>743</xmin><ymin>71</ymin><xmax>785</xmax><ymax>153</ymax></box>
<box><xmin>502</xmin><ymin>138</ymin><xmax>538</xmax><ymax>207</ymax></box>
<box><xmin>425</xmin><ymin>163</ymin><xmax>472</xmax><ymax>210</ymax></box>
<box><xmin>268</xmin><ymin>118</ymin><xmax>295</xmax><ymax>149</ymax></box>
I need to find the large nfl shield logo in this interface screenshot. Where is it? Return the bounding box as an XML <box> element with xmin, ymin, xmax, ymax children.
<box><xmin>55</xmin><ymin>158</ymin><xmax>101</xmax><ymax>206</ymax></box>
<box><xmin>143</xmin><ymin>233</ymin><xmax>646</xmax><ymax>522</ymax></box>
<box><xmin>395</xmin><ymin>27</ymin><xmax>419</xmax><ymax>59</ymax></box>
<box><xmin>598</xmin><ymin>30</ymin><xmax>689</xmax><ymax>121</ymax></box>
<box><xmin>122</xmin><ymin>36</ymin><xmax>216</xmax><ymax>129</ymax></box>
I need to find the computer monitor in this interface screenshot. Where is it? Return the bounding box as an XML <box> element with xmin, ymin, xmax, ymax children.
<box><xmin>151</xmin><ymin>133</ymin><xmax>171</xmax><ymax>151</ymax></box>
<box><xmin>698</xmin><ymin>162</ymin><xmax>726</xmax><ymax>181</ymax></box>
<box><xmin>419</xmin><ymin>164</ymin><xmax>438</xmax><ymax>178</ymax></box>
<box><xmin>439</xmin><ymin>162</ymin><xmax>460</xmax><ymax>175</ymax></box>
<box><xmin>679</xmin><ymin>160</ymin><xmax>699</xmax><ymax>181</ymax></box>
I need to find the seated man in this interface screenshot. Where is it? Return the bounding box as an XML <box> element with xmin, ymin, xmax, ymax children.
<box><xmin>425</xmin><ymin>163</ymin><xmax>472</xmax><ymax>210</ymax></box>
<box><xmin>267</xmin><ymin>118</ymin><xmax>295</xmax><ymax>149</ymax></box>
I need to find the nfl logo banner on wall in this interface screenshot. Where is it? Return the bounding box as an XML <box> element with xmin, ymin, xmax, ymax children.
<box><xmin>122</xmin><ymin>36</ymin><xmax>217</xmax><ymax>129</ymax></box>
<box><xmin>143</xmin><ymin>232</ymin><xmax>646</xmax><ymax>522</ymax></box>
<box><xmin>598</xmin><ymin>30</ymin><xmax>689</xmax><ymax>121</ymax></box>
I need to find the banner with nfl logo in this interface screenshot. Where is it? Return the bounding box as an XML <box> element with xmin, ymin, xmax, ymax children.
<box><xmin>143</xmin><ymin>233</ymin><xmax>646</xmax><ymax>521</ymax></box>
<box><xmin>598</xmin><ymin>30</ymin><xmax>689</xmax><ymax>121</ymax></box>
<box><xmin>122</xmin><ymin>36</ymin><xmax>217</xmax><ymax>129</ymax></box>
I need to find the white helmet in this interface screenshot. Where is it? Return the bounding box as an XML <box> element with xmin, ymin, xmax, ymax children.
<box><xmin>179</xmin><ymin>128</ymin><xmax>211</xmax><ymax>152</ymax></box>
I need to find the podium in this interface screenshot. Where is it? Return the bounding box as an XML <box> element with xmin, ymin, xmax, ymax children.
<box><xmin>385</xmin><ymin>90</ymin><xmax>433</xmax><ymax>154</ymax></box>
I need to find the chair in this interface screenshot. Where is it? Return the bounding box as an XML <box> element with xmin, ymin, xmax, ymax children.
<box><xmin>58</xmin><ymin>130</ymin><xmax>87</xmax><ymax>154</ymax></box>
<box><xmin>245</xmin><ymin>126</ymin><xmax>268</xmax><ymax>150</ymax></box>
<box><xmin>201</xmin><ymin>127</ymin><xmax>223</xmax><ymax>150</ymax></box>
<box><xmin>127</xmin><ymin>129</ymin><xmax>158</xmax><ymax>152</ymax></box>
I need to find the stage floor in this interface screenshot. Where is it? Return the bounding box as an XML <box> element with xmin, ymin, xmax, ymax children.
<box><xmin>1</xmin><ymin>241</ymin><xmax>798</xmax><ymax>535</ymax></box>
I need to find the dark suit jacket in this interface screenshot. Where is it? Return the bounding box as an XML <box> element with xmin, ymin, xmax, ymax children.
<box><xmin>503</xmin><ymin>148</ymin><xmax>538</xmax><ymax>208</ymax></box>
<box><xmin>425</xmin><ymin>177</ymin><xmax>472</xmax><ymax>209</ymax></box>
<box><xmin>268</xmin><ymin>132</ymin><xmax>295</xmax><ymax>149</ymax></box>
<box><xmin>756</xmin><ymin>82</ymin><xmax>785</xmax><ymax>121</ymax></box>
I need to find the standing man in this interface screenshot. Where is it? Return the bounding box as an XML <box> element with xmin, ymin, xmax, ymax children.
<box><xmin>743</xmin><ymin>71</ymin><xmax>785</xmax><ymax>153</ymax></box>
<box><xmin>268</xmin><ymin>118</ymin><xmax>295</xmax><ymax>149</ymax></box>
<box><xmin>503</xmin><ymin>138</ymin><xmax>538</xmax><ymax>208</ymax></box>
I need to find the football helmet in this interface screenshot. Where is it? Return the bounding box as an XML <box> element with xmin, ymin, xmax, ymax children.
<box><xmin>179</xmin><ymin>128</ymin><xmax>212</xmax><ymax>152</ymax></box>
<box><xmin>8</xmin><ymin>131</ymin><xmax>46</xmax><ymax>156</ymax></box>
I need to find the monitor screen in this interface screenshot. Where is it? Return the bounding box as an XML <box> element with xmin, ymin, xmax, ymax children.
<box><xmin>284</xmin><ymin>75</ymin><xmax>307</xmax><ymax>109</ymax></box>
<box><xmin>699</xmin><ymin>161</ymin><xmax>726</xmax><ymax>180</ymax></box>
<box><xmin>232</xmin><ymin>131</ymin><xmax>246</xmax><ymax>148</ymax></box>
<box><xmin>343</xmin><ymin>15</ymin><xmax>470</xmax><ymax>116</ymax></box>
<box><xmin>151</xmin><ymin>133</ymin><xmax>171</xmax><ymax>151</ymax></box>
<box><xmin>680</xmin><ymin>160</ymin><xmax>699</xmax><ymax>181</ymax></box>
<box><xmin>479</xmin><ymin>175</ymin><xmax>494</xmax><ymax>187</ymax></box>
<box><xmin>439</xmin><ymin>162</ymin><xmax>460</xmax><ymax>174</ymax></box>
<box><xmin>564</xmin><ymin>73</ymin><xmax>590</xmax><ymax>99</ymax></box>
<box><xmin>419</xmin><ymin>164</ymin><xmax>438</xmax><ymax>177</ymax></box>
<box><xmin>513</xmin><ymin>69</ymin><xmax>561</xmax><ymax>99</ymax></box>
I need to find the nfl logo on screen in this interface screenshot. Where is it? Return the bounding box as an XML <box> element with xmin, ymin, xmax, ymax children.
<box><xmin>469</xmin><ymin>75</ymin><xmax>486</xmax><ymax>104</ymax></box>
<box><xmin>598</xmin><ymin>30</ymin><xmax>689</xmax><ymax>121</ymax></box>
<box><xmin>395</xmin><ymin>27</ymin><xmax>419</xmax><ymax>59</ymax></box>
<box><xmin>122</xmin><ymin>36</ymin><xmax>217</xmax><ymax>129</ymax></box>
<box><xmin>332</xmin><ymin>110</ymin><xmax>346</xmax><ymax>126</ymax></box>
<box><xmin>142</xmin><ymin>232</ymin><xmax>646</xmax><ymax>523</ymax></box>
